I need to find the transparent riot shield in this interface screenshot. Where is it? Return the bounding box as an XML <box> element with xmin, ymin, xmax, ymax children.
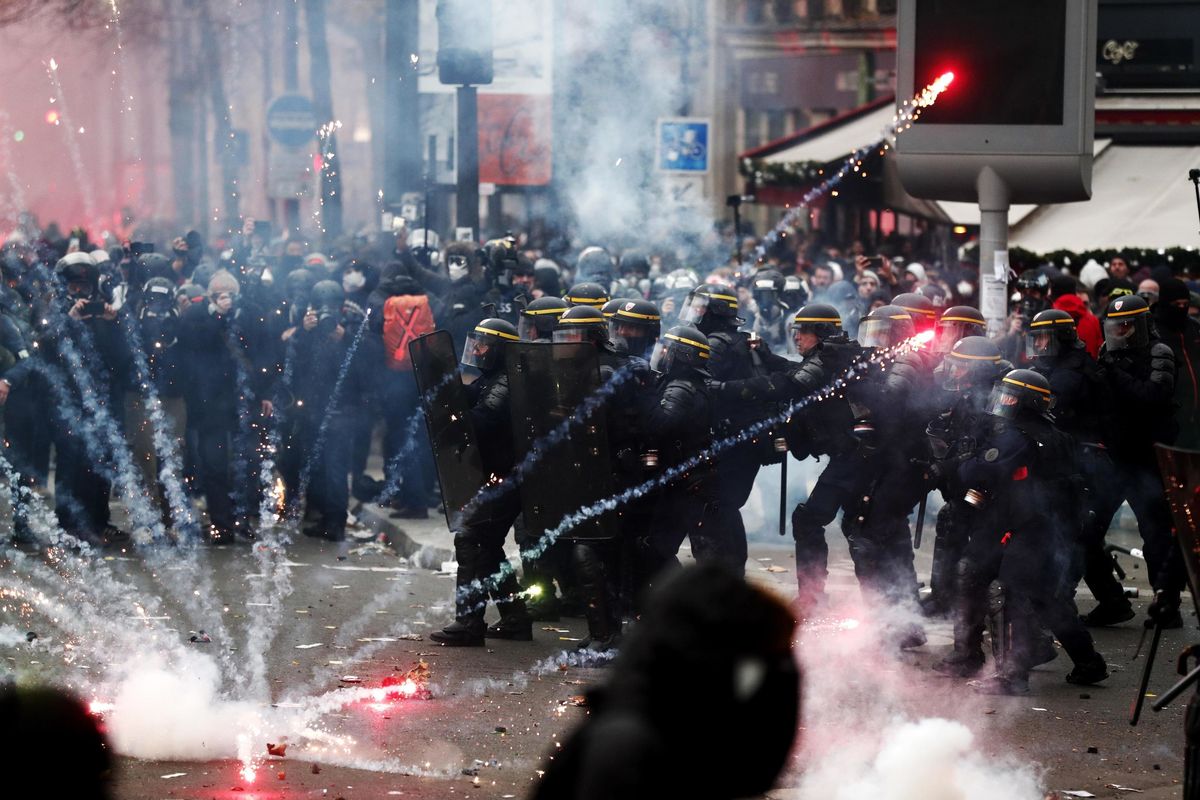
<box><xmin>1155</xmin><ymin>443</ymin><xmax>1200</xmax><ymax>619</ymax></box>
<box><xmin>506</xmin><ymin>341</ymin><xmax>616</xmax><ymax>541</ymax></box>
<box><xmin>409</xmin><ymin>331</ymin><xmax>484</xmax><ymax>530</ymax></box>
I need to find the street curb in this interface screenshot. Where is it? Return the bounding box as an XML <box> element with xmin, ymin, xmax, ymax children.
<box><xmin>352</xmin><ymin>503</ymin><xmax>453</xmax><ymax>570</ymax></box>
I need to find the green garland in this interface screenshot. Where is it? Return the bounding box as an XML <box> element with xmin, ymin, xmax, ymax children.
<box><xmin>740</xmin><ymin>157</ymin><xmax>829</xmax><ymax>186</ymax></box>
<box><xmin>961</xmin><ymin>243</ymin><xmax>1200</xmax><ymax>274</ymax></box>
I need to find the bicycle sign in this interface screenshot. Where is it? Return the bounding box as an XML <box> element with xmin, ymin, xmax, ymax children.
<box><xmin>657</xmin><ymin>118</ymin><xmax>710</xmax><ymax>173</ymax></box>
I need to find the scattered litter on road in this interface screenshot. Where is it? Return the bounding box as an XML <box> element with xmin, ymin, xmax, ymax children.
<box><xmin>1058</xmin><ymin>791</ymin><xmax>1095</xmax><ymax>798</ymax></box>
<box><xmin>1105</xmin><ymin>786</ymin><xmax>1144</xmax><ymax>794</ymax></box>
<box><xmin>1031</xmin><ymin>707</ymin><xmax>1049</xmax><ymax>712</ymax></box>
<box><xmin>295</xmin><ymin>643</ymin><xmax>323</xmax><ymax>649</ymax></box>
<box><xmin>161</xmin><ymin>772</ymin><xmax>187</xmax><ymax>779</ymax></box>
<box><xmin>188</xmin><ymin>630</ymin><xmax>211</xmax><ymax>643</ymax></box>
<box><xmin>267</xmin><ymin>742</ymin><xmax>287</xmax><ymax>756</ymax></box>
<box><xmin>762</xmin><ymin>565</ymin><xmax>788</xmax><ymax>573</ymax></box>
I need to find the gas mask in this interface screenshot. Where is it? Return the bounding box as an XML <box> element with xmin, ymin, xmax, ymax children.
<box><xmin>342</xmin><ymin>271</ymin><xmax>366</xmax><ymax>293</ymax></box>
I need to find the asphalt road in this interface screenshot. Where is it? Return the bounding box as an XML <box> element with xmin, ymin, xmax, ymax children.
<box><xmin>1</xmin><ymin>505</ymin><xmax>1195</xmax><ymax>800</ymax></box>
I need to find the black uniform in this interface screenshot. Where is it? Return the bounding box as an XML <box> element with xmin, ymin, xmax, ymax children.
<box><xmin>1083</xmin><ymin>336</ymin><xmax>1182</xmax><ymax>615</ymax></box>
<box><xmin>444</xmin><ymin>365</ymin><xmax>530</xmax><ymax>637</ymax></box>
<box><xmin>641</xmin><ymin>366</ymin><xmax>714</xmax><ymax>578</ymax></box>
<box><xmin>947</xmin><ymin>413</ymin><xmax>1106</xmax><ymax>692</ymax></box>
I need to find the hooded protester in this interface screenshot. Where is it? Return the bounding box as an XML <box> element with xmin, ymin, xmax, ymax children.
<box><xmin>1154</xmin><ymin>277</ymin><xmax>1200</xmax><ymax>448</ymax></box>
<box><xmin>1049</xmin><ymin>273</ymin><xmax>1102</xmax><ymax>357</ymax></box>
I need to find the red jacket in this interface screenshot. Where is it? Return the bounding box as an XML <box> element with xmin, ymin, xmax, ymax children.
<box><xmin>1054</xmin><ymin>294</ymin><xmax>1103</xmax><ymax>357</ymax></box>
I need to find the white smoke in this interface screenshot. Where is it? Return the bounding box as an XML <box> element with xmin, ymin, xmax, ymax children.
<box><xmin>779</xmin><ymin>596</ymin><xmax>1044</xmax><ymax>800</ymax></box>
<box><xmin>105</xmin><ymin>652</ymin><xmax>270</xmax><ymax>761</ymax></box>
<box><xmin>556</xmin><ymin>1</ymin><xmax>716</xmax><ymax>251</ymax></box>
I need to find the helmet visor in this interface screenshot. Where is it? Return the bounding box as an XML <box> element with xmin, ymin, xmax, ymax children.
<box><xmin>858</xmin><ymin>317</ymin><xmax>895</xmax><ymax>348</ymax></box>
<box><xmin>648</xmin><ymin>340</ymin><xmax>674</xmax><ymax>374</ymax></box>
<box><xmin>1103</xmin><ymin>315</ymin><xmax>1148</xmax><ymax>351</ymax></box>
<box><xmin>941</xmin><ymin>359</ymin><xmax>975</xmax><ymax>392</ymax></box>
<box><xmin>986</xmin><ymin>382</ymin><xmax>1024</xmax><ymax>419</ymax></box>
<box><xmin>552</xmin><ymin>328</ymin><xmax>588</xmax><ymax>344</ymax></box>
<box><xmin>678</xmin><ymin>294</ymin><xmax>710</xmax><ymax>325</ymax></box>
<box><xmin>934</xmin><ymin>320</ymin><xmax>984</xmax><ymax>353</ymax></box>
<box><xmin>1025</xmin><ymin>330</ymin><xmax>1061</xmax><ymax>359</ymax></box>
<box><xmin>461</xmin><ymin>332</ymin><xmax>498</xmax><ymax>370</ymax></box>
<box><xmin>517</xmin><ymin>315</ymin><xmax>542</xmax><ymax>342</ymax></box>
<box><xmin>610</xmin><ymin>320</ymin><xmax>657</xmax><ymax>359</ymax></box>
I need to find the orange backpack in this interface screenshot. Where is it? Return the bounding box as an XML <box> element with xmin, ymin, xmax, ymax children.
<box><xmin>383</xmin><ymin>294</ymin><xmax>435</xmax><ymax>371</ymax></box>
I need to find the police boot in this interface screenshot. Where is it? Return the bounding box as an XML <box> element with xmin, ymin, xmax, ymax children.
<box><xmin>932</xmin><ymin>650</ymin><xmax>985</xmax><ymax>678</ymax></box>
<box><xmin>434</xmin><ymin>533</ymin><xmax>488</xmax><ymax>646</ymax></box>
<box><xmin>1081</xmin><ymin>601</ymin><xmax>1135</xmax><ymax>627</ymax></box>
<box><xmin>970</xmin><ymin>672</ymin><xmax>1030</xmax><ymax>696</ymax></box>
<box><xmin>486</xmin><ymin>571</ymin><xmax>533</xmax><ymax>641</ymax></box>
<box><xmin>1065</xmin><ymin>654</ymin><xmax>1109</xmax><ymax>686</ymax></box>
<box><xmin>431</xmin><ymin>619</ymin><xmax>485</xmax><ymax>647</ymax></box>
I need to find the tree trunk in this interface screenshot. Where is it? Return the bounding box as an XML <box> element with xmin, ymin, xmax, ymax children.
<box><xmin>167</xmin><ymin>7</ymin><xmax>197</xmax><ymax>228</ymax></box>
<box><xmin>383</xmin><ymin>0</ymin><xmax>421</xmax><ymax>209</ymax></box>
<box><xmin>305</xmin><ymin>0</ymin><xmax>343</xmax><ymax>242</ymax></box>
<box><xmin>198</xmin><ymin>3</ymin><xmax>241</xmax><ymax>236</ymax></box>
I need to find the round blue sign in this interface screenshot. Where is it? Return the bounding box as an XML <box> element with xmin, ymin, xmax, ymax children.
<box><xmin>266</xmin><ymin>94</ymin><xmax>316</xmax><ymax>148</ymax></box>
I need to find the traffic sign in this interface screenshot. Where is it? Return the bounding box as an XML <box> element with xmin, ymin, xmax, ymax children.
<box><xmin>266</xmin><ymin>94</ymin><xmax>317</xmax><ymax>148</ymax></box>
<box><xmin>657</xmin><ymin>118</ymin><xmax>710</xmax><ymax>173</ymax></box>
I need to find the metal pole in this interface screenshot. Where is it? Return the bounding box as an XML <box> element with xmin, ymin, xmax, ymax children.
<box><xmin>456</xmin><ymin>85</ymin><xmax>480</xmax><ymax>240</ymax></box>
<box><xmin>976</xmin><ymin>166</ymin><xmax>1010</xmax><ymax>336</ymax></box>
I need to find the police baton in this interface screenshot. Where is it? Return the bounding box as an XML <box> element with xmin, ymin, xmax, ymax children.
<box><xmin>913</xmin><ymin>493</ymin><xmax>928</xmax><ymax>550</ymax></box>
<box><xmin>1130</xmin><ymin>603</ymin><xmax>1165</xmax><ymax>726</ymax></box>
<box><xmin>779</xmin><ymin>455</ymin><xmax>788</xmax><ymax>537</ymax></box>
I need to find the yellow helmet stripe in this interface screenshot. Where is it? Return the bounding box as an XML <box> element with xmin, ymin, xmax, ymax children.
<box><xmin>475</xmin><ymin>325</ymin><xmax>520</xmax><ymax>341</ymax></box>
<box><xmin>899</xmin><ymin>305</ymin><xmax>937</xmax><ymax>317</ymax></box>
<box><xmin>939</xmin><ymin>315</ymin><xmax>984</xmax><ymax>324</ymax></box>
<box><xmin>664</xmin><ymin>332</ymin><xmax>711</xmax><ymax>351</ymax></box>
<box><xmin>523</xmin><ymin>307</ymin><xmax>567</xmax><ymax>316</ymax></box>
<box><xmin>949</xmin><ymin>351</ymin><xmax>1002</xmax><ymax>361</ymax></box>
<box><xmin>707</xmin><ymin>292</ymin><xmax>739</xmax><ymax>304</ymax></box>
<box><xmin>1029</xmin><ymin>317</ymin><xmax>1076</xmax><ymax>327</ymax></box>
<box><xmin>1002</xmin><ymin>375</ymin><xmax>1052</xmax><ymax>395</ymax></box>
<box><xmin>615</xmin><ymin>309</ymin><xmax>662</xmax><ymax>321</ymax></box>
<box><xmin>566</xmin><ymin>297</ymin><xmax>606</xmax><ymax>306</ymax></box>
<box><xmin>1106</xmin><ymin>306</ymin><xmax>1149</xmax><ymax>318</ymax></box>
<box><xmin>792</xmin><ymin>316</ymin><xmax>842</xmax><ymax>324</ymax></box>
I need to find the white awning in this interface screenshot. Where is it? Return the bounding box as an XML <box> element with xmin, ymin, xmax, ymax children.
<box><xmin>1010</xmin><ymin>143</ymin><xmax>1200</xmax><ymax>252</ymax></box>
<box><xmin>760</xmin><ymin>105</ymin><xmax>896</xmax><ymax>165</ymax></box>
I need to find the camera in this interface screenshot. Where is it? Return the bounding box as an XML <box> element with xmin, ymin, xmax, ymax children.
<box><xmin>129</xmin><ymin>241</ymin><xmax>154</xmax><ymax>257</ymax></box>
<box><xmin>83</xmin><ymin>299</ymin><xmax>106</xmax><ymax>316</ymax></box>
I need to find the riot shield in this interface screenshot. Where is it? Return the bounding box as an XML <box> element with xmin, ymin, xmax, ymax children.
<box><xmin>409</xmin><ymin>331</ymin><xmax>484</xmax><ymax>530</ymax></box>
<box><xmin>1155</xmin><ymin>444</ymin><xmax>1200</xmax><ymax>619</ymax></box>
<box><xmin>506</xmin><ymin>342</ymin><xmax>617</xmax><ymax>541</ymax></box>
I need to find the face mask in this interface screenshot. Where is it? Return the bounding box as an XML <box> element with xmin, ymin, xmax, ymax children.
<box><xmin>212</xmin><ymin>294</ymin><xmax>234</xmax><ymax>315</ymax></box>
<box><xmin>449</xmin><ymin>263</ymin><xmax>469</xmax><ymax>282</ymax></box>
<box><xmin>342</xmin><ymin>271</ymin><xmax>366</xmax><ymax>292</ymax></box>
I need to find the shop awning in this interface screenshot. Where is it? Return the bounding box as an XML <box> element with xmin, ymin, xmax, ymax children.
<box><xmin>1010</xmin><ymin>143</ymin><xmax>1200</xmax><ymax>251</ymax></box>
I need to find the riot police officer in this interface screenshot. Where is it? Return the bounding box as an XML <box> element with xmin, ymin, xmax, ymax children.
<box><xmin>842</xmin><ymin>304</ymin><xmax>934</xmax><ymax>642</ymax></box>
<box><xmin>1085</xmin><ymin>295</ymin><xmax>1183</xmax><ymax>627</ymax></box>
<box><xmin>640</xmin><ymin>326</ymin><xmax>716</xmax><ymax>582</ymax></box>
<box><xmin>517</xmin><ymin>296</ymin><xmax>569</xmax><ymax>342</ymax></box>
<box><xmin>678</xmin><ymin>283</ymin><xmax>774</xmax><ymax>574</ymax></box>
<box><xmin>607</xmin><ymin>299</ymin><xmax>661</xmax><ymax>361</ymax></box>
<box><xmin>921</xmin><ymin>336</ymin><xmax>1008</xmax><ymax>617</ymax></box>
<box><xmin>932</xmin><ymin>306</ymin><xmax>986</xmax><ymax>358</ymax></box>
<box><xmin>934</xmin><ymin>369</ymin><xmax>1108</xmax><ymax>694</ymax></box>
<box><xmin>565</xmin><ymin>282</ymin><xmax>610</xmax><ymax>310</ymax></box>
<box><xmin>431</xmin><ymin>319</ymin><xmax>534</xmax><ymax>647</ymax></box>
